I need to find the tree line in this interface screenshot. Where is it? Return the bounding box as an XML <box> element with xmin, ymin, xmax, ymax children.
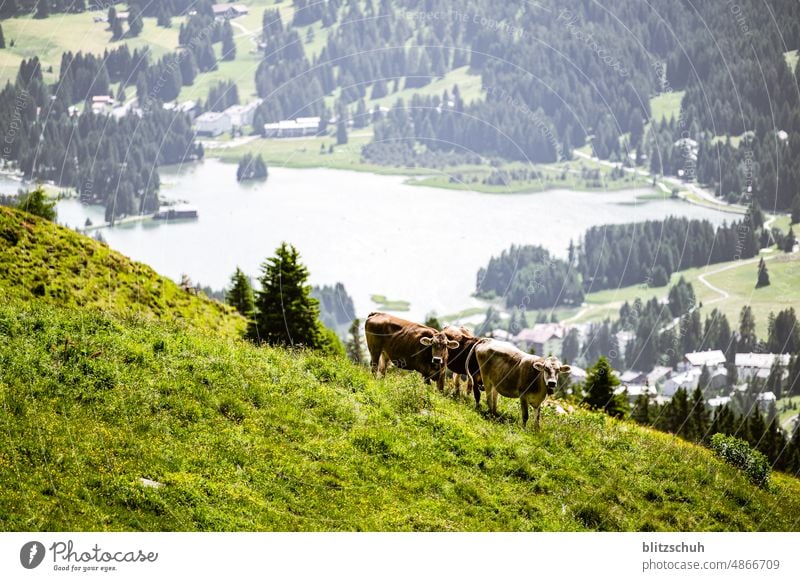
<box><xmin>576</xmin><ymin>215</ymin><xmax>761</xmax><ymax>292</ymax></box>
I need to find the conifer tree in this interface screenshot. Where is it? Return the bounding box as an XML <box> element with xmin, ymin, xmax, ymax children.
<box><xmin>688</xmin><ymin>386</ymin><xmax>710</xmax><ymax>443</ymax></box>
<box><xmin>128</xmin><ymin>6</ymin><xmax>144</xmax><ymax>37</ymax></box>
<box><xmin>583</xmin><ymin>356</ymin><xmax>628</xmax><ymax>418</ymax></box>
<box><xmin>631</xmin><ymin>393</ymin><xmax>651</xmax><ymax>425</ymax></box>
<box><xmin>784</xmin><ymin>226</ymin><xmax>796</xmax><ymax>252</ymax></box>
<box><xmin>662</xmin><ymin>387</ymin><xmax>691</xmax><ymax>436</ymax></box>
<box><xmin>249</xmin><ymin>243</ymin><xmax>323</xmax><ymax>349</ymax></box>
<box><xmin>226</xmin><ymin>267</ymin><xmax>255</xmax><ymax>320</ymax></box>
<box><xmin>109</xmin><ymin>7</ymin><xmax>124</xmax><ymax>40</ymax></box>
<box><xmin>756</xmin><ymin>257</ymin><xmax>770</xmax><ymax>288</ymax></box>
<box><xmin>35</xmin><ymin>0</ymin><xmax>49</xmax><ymax>19</ymax></box>
<box><xmin>710</xmin><ymin>404</ymin><xmax>736</xmax><ymax>437</ymax></box>
<box><xmin>222</xmin><ymin>20</ymin><xmax>236</xmax><ymax>61</ymax></box>
<box><xmin>346</xmin><ymin>318</ymin><xmax>365</xmax><ymax>365</ymax></box>
<box><xmin>739</xmin><ymin>305</ymin><xmax>757</xmax><ymax>352</ymax></box>
<box><xmin>16</xmin><ymin>186</ymin><xmax>56</xmax><ymax>221</ymax></box>
<box><xmin>0</xmin><ymin>23</ymin><xmax>5</xmax><ymax>49</ymax></box>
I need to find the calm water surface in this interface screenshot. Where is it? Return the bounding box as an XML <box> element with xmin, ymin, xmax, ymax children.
<box><xmin>40</xmin><ymin>159</ymin><xmax>733</xmax><ymax>321</ymax></box>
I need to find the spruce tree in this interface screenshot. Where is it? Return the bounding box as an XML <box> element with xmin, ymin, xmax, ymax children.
<box><xmin>710</xmin><ymin>404</ymin><xmax>736</xmax><ymax>437</ymax></box>
<box><xmin>783</xmin><ymin>227</ymin><xmax>796</xmax><ymax>253</ymax></box>
<box><xmin>346</xmin><ymin>318</ymin><xmax>365</xmax><ymax>365</ymax></box>
<box><xmin>747</xmin><ymin>410</ymin><xmax>767</xmax><ymax>450</ymax></box>
<box><xmin>249</xmin><ymin>243</ymin><xmax>322</xmax><ymax>348</ymax></box>
<box><xmin>179</xmin><ymin>50</ymin><xmax>198</xmax><ymax>86</ymax></box>
<box><xmin>226</xmin><ymin>267</ymin><xmax>255</xmax><ymax>320</ymax></box>
<box><xmin>157</xmin><ymin>5</ymin><xmax>172</xmax><ymax>28</ymax></box>
<box><xmin>583</xmin><ymin>356</ymin><xmax>628</xmax><ymax>418</ymax></box>
<box><xmin>16</xmin><ymin>186</ymin><xmax>56</xmax><ymax>221</ymax></box>
<box><xmin>631</xmin><ymin>393</ymin><xmax>651</xmax><ymax>425</ymax></box>
<box><xmin>222</xmin><ymin>20</ymin><xmax>236</xmax><ymax>61</ymax></box>
<box><xmin>756</xmin><ymin>257</ymin><xmax>770</xmax><ymax>288</ymax></box>
<box><xmin>109</xmin><ymin>7</ymin><xmax>124</xmax><ymax>40</ymax></box>
<box><xmin>336</xmin><ymin>117</ymin><xmax>348</xmax><ymax>145</ymax></box>
<box><xmin>35</xmin><ymin>0</ymin><xmax>49</xmax><ymax>19</ymax></box>
<box><xmin>688</xmin><ymin>386</ymin><xmax>710</xmax><ymax>443</ymax></box>
<box><xmin>663</xmin><ymin>387</ymin><xmax>691</xmax><ymax>436</ymax></box>
<box><xmin>739</xmin><ymin>305</ymin><xmax>757</xmax><ymax>351</ymax></box>
<box><xmin>0</xmin><ymin>23</ymin><xmax>5</xmax><ymax>49</ymax></box>
<box><xmin>128</xmin><ymin>6</ymin><xmax>144</xmax><ymax>37</ymax></box>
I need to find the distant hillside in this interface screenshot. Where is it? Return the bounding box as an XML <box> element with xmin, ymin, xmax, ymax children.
<box><xmin>2</xmin><ymin>300</ymin><xmax>799</xmax><ymax>531</ymax></box>
<box><xmin>0</xmin><ymin>207</ymin><xmax>245</xmax><ymax>339</ymax></box>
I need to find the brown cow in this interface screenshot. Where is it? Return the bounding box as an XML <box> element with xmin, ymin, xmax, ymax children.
<box><xmin>442</xmin><ymin>325</ymin><xmax>486</xmax><ymax>395</ymax></box>
<box><xmin>466</xmin><ymin>341</ymin><xmax>570</xmax><ymax>429</ymax></box>
<box><xmin>365</xmin><ymin>312</ymin><xmax>459</xmax><ymax>387</ymax></box>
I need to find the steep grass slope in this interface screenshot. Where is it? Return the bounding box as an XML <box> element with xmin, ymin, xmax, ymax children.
<box><xmin>0</xmin><ymin>207</ymin><xmax>245</xmax><ymax>339</ymax></box>
<box><xmin>1</xmin><ymin>302</ymin><xmax>799</xmax><ymax>532</ymax></box>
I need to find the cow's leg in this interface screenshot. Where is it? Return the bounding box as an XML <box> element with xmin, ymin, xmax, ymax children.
<box><xmin>376</xmin><ymin>352</ymin><xmax>388</xmax><ymax>378</ymax></box>
<box><xmin>436</xmin><ymin>368</ymin><xmax>445</xmax><ymax>392</ymax></box>
<box><xmin>368</xmin><ymin>345</ymin><xmax>382</xmax><ymax>377</ymax></box>
<box><xmin>467</xmin><ymin>372</ymin><xmax>480</xmax><ymax>407</ymax></box>
<box><xmin>486</xmin><ymin>385</ymin><xmax>497</xmax><ymax>416</ymax></box>
<box><xmin>520</xmin><ymin>399</ymin><xmax>529</xmax><ymax>427</ymax></box>
<box><xmin>533</xmin><ymin>406</ymin><xmax>541</xmax><ymax>431</ymax></box>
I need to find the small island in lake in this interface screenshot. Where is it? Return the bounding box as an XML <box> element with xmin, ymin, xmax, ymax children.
<box><xmin>237</xmin><ymin>154</ymin><xmax>268</xmax><ymax>182</ymax></box>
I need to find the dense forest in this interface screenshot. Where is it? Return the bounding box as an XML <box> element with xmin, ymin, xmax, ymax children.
<box><xmin>576</xmin><ymin>215</ymin><xmax>763</xmax><ymax>291</ymax></box>
<box><xmin>476</xmin><ymin>213</ymin><xmax>770</xmax><ymax>310</ymax></box>
<box><xmin>244</xmin><ymin>0</ymin><xmax>800</xmax><ymax>210</ymax></box>
<box><xmin>476</xmin><ymin>244</ymin><xmax>583</xmax><ymax>309</ymax></box>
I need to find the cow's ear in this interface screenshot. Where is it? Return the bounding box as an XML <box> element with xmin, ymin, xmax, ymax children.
<box><xmin>447</xmin><ymin>340</ymin><xmax>460</xmax><ymax>349</ymax></box>
<box><xmin>559</xmin><ymin>365</ymin><xmax>572</xmax><ymax>374</ymax></box>
<box><xmin>420</xmin><ymin>337</ymin><xmax>432</xmax><ymax>346</ymax></box>
<box><xmin>533</xmin><ymin>360</ymin><xmax>545</xmax><ymax>370</ymax></box>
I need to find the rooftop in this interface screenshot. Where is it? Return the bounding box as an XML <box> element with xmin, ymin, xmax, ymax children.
<box><xmin>684</xmin><ymin>350</ymin><xmax>726</xmax><ymax>367</ymax></box>
<box><xmin>735</xmin><ymin>353</ymin><xmax>791</xmax><ymax>368</ymax></box>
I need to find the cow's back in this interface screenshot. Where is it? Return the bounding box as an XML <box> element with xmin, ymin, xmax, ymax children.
<box><xmin>365</xmin><ymin>312</ymin><xmax>435</xmax><ymax>373</ymax></box>
<box><xmin>444</xmin><ymin>327</ymin><xmax>484</xmax><ymax>377</ymax></box>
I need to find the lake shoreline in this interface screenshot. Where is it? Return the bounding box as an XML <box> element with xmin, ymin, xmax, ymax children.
<box><xmin>206</xmin><ymin>150</ymin><xmax>744</xmax><ymax>212</ymax></box>
<box><xmin>54</xmin><ymin>160</ymin><xmax>737</xmax><ymax>323</ymax></box>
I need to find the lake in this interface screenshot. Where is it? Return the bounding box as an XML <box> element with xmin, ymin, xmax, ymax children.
<box><xmin>45</xmin><ymin>159</ymin><xmax>734</xmax><ymax>322</ymax></box>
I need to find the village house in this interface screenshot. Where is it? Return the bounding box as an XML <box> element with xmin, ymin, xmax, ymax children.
<box><xmin>212</xmin><ymin>3</ymin><xmax>249</xmax><ymax>20</ymax></box>
<box><xmin>194</xmin><ymin>111</ymin><xmax>232</xmax><ymax>137</ymax></box>
<box><xmin>91</xmin><ymin>95</ymin><xmax>115</xmax><ymax>115</ymax></box>
<box><xmin>662</xmin><ymin>368</ymin><xmax>702</xmax><ymax>397</ymax></box>
<box><xmin>757</xmin><ymin>391</ymin><xmax>777</xmax><ymax>413</ymax></box>
<box><xmin>263</xmin><ymin>117</ymin><xmax>322</xmax><ymax>138</ymax></box>
<box><xmin>735</xmin><ymin>353</ymin><xmax>791</xmax><ymax>382</ymax></box>
<box><xmin>706</xmin><ymin>395</ymin><xmax>731</xmax><ymax>410</ymax></box>
<box><xmin>646</xmin><ymin>366</ymin><xmax>672</xmax><ymax>386</ymax></box>
<box><xmin>681</xmin><ymin>350</ymin><xmax>726</xmax><ymax>371</ymax></box>
<box><xmin>224</xmin><ymin>101</ymin><xmax>260</xmax><ymax>128</ymax></box>
<box><xmin>616</xmin><ymin>383</ymin><xmax>657</xmax><ymax>404</ymax></box>
<box><xmin>487</xmin><ymin>329</ymin><xmax>513</xmax><ymax>342</ymax></box>
<box><xmin>514</xmin><ymin>323</ymin><xmax>566</xmax><ymax>356</ymax></box>
<box><xmin>619</xmin><ymin>370</ymin><xmax>648</xmax><ymax>385</ymax></box>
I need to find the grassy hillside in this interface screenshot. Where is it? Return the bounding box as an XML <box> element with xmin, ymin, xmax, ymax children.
<box><xmin>0</xmin><ymin>13</ymin><xmax>180</xmax><ymax>87</ymax></box>
<box><xmin>0</xmin><ymin>207</ymin><xmax>245</xmax><ymax>339</ymax></box>
<box><xmin>2</xmin><ymin>301</ymin><xmax>800</xmax><ymax>531</ymax></box>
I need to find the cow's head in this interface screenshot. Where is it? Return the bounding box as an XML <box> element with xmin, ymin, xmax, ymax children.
<box><xmin>420</xmin><ymin>331</ymin><xmax>460</xmax><ymax>368</ymax></box>
<box><xmin>533</xmin><ymin>356</ymin><xmax>571</xmax><ymax>393</ymax></box>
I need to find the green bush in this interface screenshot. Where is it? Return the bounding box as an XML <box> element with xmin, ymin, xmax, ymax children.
<box><xmin>710</xmin><ymin>433</ymin><xmax>771</xmax><ymax>488</ymax></box>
